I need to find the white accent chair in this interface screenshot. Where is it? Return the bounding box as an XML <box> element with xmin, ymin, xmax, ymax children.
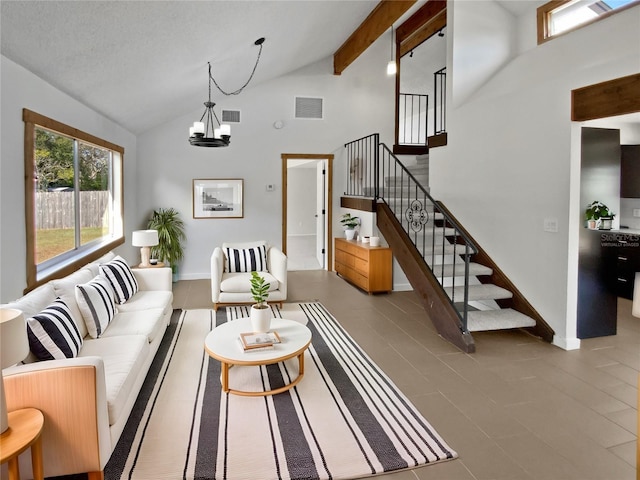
<box><xmin>211</xmin><ymin>241</ymin><xmax>287</xmax><ymax>311</ymax></box>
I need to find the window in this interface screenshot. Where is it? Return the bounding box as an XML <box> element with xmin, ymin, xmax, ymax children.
<box><xmin>538</xmin><ymin>0</ymin><xmax>639</xmax><ymax>43</ymax></box>
<box><xmin>23</xmin><ymin>109</ymin><xmax>124</xmax><ymax>291</ymax></box>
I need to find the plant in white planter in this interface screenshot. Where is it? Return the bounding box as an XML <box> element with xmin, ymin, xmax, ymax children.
<box><xmin>341</xmin><ymin>213</ymin><xmax>360</xmax><ymax>240</ymax></box>
<box><xmin>250</xmin><ymin>271</ymin><xmax>272</xmax><ymax>333</ymax></box>
<box><xmin>585</xmin><ymin>201</ymin><xmax>615</xmax><ymax>230</ymax></box>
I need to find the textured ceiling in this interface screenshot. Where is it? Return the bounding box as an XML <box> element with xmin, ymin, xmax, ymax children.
<box><xmin>1</xmin><ymin>0</ymin><xmax>549</xmax><ymax>135</ymax></box>
<box><xmin>1</xmin><ymin>0</ymin><xmax>383</xmax><ymax>134</ymax></box>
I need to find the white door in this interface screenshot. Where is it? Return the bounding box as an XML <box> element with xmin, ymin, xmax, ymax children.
<box><xmin>315</xmin><ymin>160</ymin><xmax>326</xmax><ymax>268</ymax></box>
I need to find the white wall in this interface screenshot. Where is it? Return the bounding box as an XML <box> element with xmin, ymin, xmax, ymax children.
<box><xmin>432</xmin><ymin>1</ymin><xmax>640</xmax><ymax>347</ymax></box>
<box><xmin>0</xmin><ymin>56</ymin><xmax>138</xmax><ymax>302</ymax></box>
<box><xmin>136</xmin><ymin>35</ymin><xmax>401</xmax><ymax>282</ymax></box>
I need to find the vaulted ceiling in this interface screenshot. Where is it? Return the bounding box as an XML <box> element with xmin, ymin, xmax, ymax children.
<box><xmin>1</xmin><ymin>0</ymin><xmax>545</xmax><ymax>135</ymax></box>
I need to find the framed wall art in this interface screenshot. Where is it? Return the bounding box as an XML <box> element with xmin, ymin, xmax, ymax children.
<box><xmin>193</xmin><ymin>178</ymin><xmax>243</xmax><ymax>219</ymax></box>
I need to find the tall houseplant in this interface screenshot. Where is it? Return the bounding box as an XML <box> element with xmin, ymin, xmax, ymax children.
<box><xmin>147</xmin><ymin>208</ymin><xmax>186</xmax><ymax>281</ymax></box>
<box><xmin>250</xmin><ymin>271</ymin><xmax>271</xmax><ymax>332</ymax></box>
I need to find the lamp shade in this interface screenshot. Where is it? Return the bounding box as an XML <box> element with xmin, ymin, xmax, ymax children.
<box><xmin>1</xmin><ymin>309</ymin><xmax>28</xmax><ymax>369</ymax></box>
<box><xmin>1</xmin><ymin>308</ymin><xmax>28</xmax><ymax>433</ymax></box>
<box><xmin>132</xmin><ymin>229</ymin><xmax>159</xmax><ymax>247</ymax></box>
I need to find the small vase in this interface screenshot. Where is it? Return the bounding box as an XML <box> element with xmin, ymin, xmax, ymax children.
<box><xmin>587</xmin><ymin>219</ymin><xmax>597</xmax><ymax>229</ymax></box>
<box><xmin>250</xmin><ymin>304</ymin><xmax>272</xmax><ymax>333</ymax></box>
<box><xmin>345</xmin><ymin>228</ymin><xmax>356</xmax><ymax>240</ymax></box>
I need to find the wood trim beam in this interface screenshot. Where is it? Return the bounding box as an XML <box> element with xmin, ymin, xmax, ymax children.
<box><xmin>333</xmin><ymin>0</ymin><xmax>416</xmax><ymax>75</ymax></box>
<box><xmin>396</xmin><ymin>1</ymin><xmax>446</xmax><ymax>52</ymax></box>
<box><xmin>340</xmin><ymin>196</ymin><xmax>376</xmax><ymax>212</ymax></box>
<box><xmin>571</xmin><ymin>73</ymin><xmax>640</xmax><ymax>122</ymax></box>
<box><xmin>399</xmin><ymin>8</ymin><xmax>446</xmax><ymax>57</ymax></box>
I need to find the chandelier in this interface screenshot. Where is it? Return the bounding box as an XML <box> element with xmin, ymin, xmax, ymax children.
<box><xmin>189</xmin><ymin>37</ymin><xmax>265</xmax><ymax>147</ymax></box>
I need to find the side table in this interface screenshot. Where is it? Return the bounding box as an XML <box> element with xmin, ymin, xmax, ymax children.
<box><xmin>134</xmin><ymin>262</ymin><xmax>165</xmax><ymax>268</ymax></box>
<box><xmin>0</xmin><ymin>408</ymin><xmax>45</xmax><ymax>480</ymax></box>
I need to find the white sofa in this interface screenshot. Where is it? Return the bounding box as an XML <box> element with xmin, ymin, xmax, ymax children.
<box><xmin>2</xmin><ymin>252</ymin><xmax>173</xmax><ymax>480</ymax></box>
<box><xmin>211</xmin><ymin>241</ymin><xmax>287</xmax><ymax>310</ymax></box>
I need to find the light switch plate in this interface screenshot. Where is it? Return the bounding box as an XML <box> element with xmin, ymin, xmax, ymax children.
<box><xmin>266</xmin><ymin>184</ymin><xmax>275</xmax><ymax>192</ymax></box>
<box><xmin>633</xmin><ymin>209</ymin><xmax>640</xmax><ymax>218</ymax></box>
<box><xmin>544</xmin><ymin>217</ymin><xmax>558</xmax><ymax>233</ymax></box>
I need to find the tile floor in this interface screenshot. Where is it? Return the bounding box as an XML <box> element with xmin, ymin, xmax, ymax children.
<box><xmin>173</xmin><ymin>271</ymin><xmax>639</xmax><ymax>480</ymax></box>
<box><xmin>286</xmin><ymin>234</ymin><xmax>322</xmax><ymax>270</ymax></box>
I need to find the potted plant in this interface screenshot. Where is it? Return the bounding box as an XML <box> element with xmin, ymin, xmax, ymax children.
<box><xmin>585</xmin><ymin>201</ymin><xmax>615</xmax><ymax>230</ymax></box>
<box><xmin>147</xmin><ymin>208</ymin><xmax>186</xmax><ymax>282</ymax></box>
<box><xmin>250</xmin><ymin>271</ymin><xmax>271</xmax><ymax>332</ymax></box>
<box><xmin>340</xmin><ymin>213</ymin><xmax>360</xmax><ymax>240</ymax></box>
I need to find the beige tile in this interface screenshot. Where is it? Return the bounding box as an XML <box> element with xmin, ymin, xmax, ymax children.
<box><xmin>494</xmin><ymin>432</ymin><xmax>586</xmax><ymax>480</ymax></box>
<box><xmin>608</xmin><ymin>440</ymin><xmax>638</xmax><ymax>468</ymax></box>
<box><xmin>173</xmin><ymin>276</ymin><xmax>639</xmax><ymax>480</ymax></box>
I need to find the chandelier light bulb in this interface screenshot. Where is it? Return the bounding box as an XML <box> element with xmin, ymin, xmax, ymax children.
<box><xmin>387</xmin><ymin>60</ymin><xmax>397</xmax><ymax>76</ymax></box>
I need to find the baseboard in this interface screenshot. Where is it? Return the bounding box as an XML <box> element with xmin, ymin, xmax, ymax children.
<box><xmin>392</xmin><ymin>282</ymin><xmax>413</xmax><ymax>292</ymax></box>
<box><xmin>552</xmin><ymin>336</ymin><xmax>581</xmax><ymax>350</ymax></box>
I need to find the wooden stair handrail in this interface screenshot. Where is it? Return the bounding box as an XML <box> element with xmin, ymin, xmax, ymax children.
<box><xmin>436</xmin><ymin>201</ymin><xmax>555</xmax><ymax>342</ymax></box>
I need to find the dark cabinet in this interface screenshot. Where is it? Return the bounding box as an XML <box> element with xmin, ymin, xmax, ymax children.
<box><xmin>621</xmin><ymin>145</ymin><xmax>640</xmax><ymax>198</ymax></box>
<box><xmin>578</xmin><ymin>230</ymin><xmax>618</xmax><ymax>339</ymax></box>
<box><xmin>614</xmin><ymin>233</ymin><xmax>640</xmax><ymax>299</ymax></box>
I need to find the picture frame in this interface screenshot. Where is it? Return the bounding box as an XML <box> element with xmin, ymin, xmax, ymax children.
<box><xmin>192</xmin><ymin>178</ymin><xmax>243</xmax><ymax>219</ymax></box>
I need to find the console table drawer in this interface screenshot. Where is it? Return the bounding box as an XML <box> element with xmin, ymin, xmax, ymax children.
<box><xmin>335</xmin><ymin>238</ymin><xmax>392</xmax><ymax>293</ymax></box>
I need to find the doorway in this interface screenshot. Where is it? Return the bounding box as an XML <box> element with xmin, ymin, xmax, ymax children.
<box><xmin>282</xmin><ymin>154</ymin><xmax>333</xmax><ymax>271</ymax></box>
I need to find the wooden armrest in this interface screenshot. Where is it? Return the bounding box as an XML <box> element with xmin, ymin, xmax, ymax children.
<box><xmin>4</xmin><ymin>360</ymin><xmax>110</xmax><ymax>478</ymax></box>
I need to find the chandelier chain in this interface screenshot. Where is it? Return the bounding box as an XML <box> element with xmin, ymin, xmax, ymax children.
<box><xmin>208</xmin><ymin>40</ymin><xmax>264</xmax><ymax>96</ymax></box>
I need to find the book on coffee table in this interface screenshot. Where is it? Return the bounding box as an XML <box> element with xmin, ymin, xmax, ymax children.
<box><xmin>239</xmin><ymin>331</ymin><xmax>281</xmax><ymax>351</ymax></box>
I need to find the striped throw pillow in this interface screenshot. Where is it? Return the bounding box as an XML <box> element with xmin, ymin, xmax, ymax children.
<box><xmin>99</xmin><ymin>255</ymin><xmax>138</xmax><ymax>304</ymax></box>
<box><xmin>76</xmin><ymin>275</ymin><xmax>116</xmax><ymax>338</ymax></box>
<box><xmin>27</xmin><ymin>298</ymin><xmax>83</xmax><ymax>361</ymax></box>
<box><xmin>225</xmin><ymin>245</ymin><xmax>268</xmax><ymax>273</ymax></box>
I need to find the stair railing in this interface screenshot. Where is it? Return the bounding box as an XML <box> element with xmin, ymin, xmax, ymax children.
<box><xmin>378</xmin><ymin>143</ymin><xmax>477</xmax><ymax>331</ymax></box>
<box><xmin>398</xmin><ymin>93</ymin><xmax>428</xmax><ymax>146</ymax></box>
<box><xmin>344</xmin><ymin>133</ymin><xmax>379</xmax><ymax>197</ymax></box>
<box><xmin>343</xmin><ymin>133</ymin><xmax>477</xmax><ymax>332</ymax></box>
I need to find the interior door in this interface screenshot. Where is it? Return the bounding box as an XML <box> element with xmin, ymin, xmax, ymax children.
<box><xmin>316</xmin><ymin>160</ymin><xmax>326</xmax><ymax>268</ymax></box>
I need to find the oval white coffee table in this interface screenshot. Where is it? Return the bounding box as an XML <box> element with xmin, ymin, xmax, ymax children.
<box><xmin>204</xmin><ymin>317</ymin><xmax>311</xmax><ymax>396</ymax></box>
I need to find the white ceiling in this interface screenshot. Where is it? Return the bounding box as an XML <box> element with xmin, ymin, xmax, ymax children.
<box><xmin>0</xmin><ymin>0</ymin><xmax>553</xmax><ymax>135</ymax></box>
<box><xmin>1</xmin><ymin>0</ymin><xmax>383</xmax><ymax>134</ymax></box>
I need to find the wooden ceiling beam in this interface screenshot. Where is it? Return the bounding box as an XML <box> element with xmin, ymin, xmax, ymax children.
<box><xmin>333</xmin><ymin>0</ymin><xmax>416</xmax><ymax>76</ymax></box>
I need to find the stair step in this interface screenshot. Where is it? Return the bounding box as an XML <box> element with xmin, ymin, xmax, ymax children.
<box><xmin>445</xmin><ymin>284</ymin><xmax>513</xmax><ymax>301</ymax></box>
<box><xmin>431</xmin><ymin>262</ymin><xmax>493</xmax><ymax>277</ymax></box>
<box><xmin>466</xmin><ymin>308</ymin><xmax>536</xmax><ymax>332</ymax></box>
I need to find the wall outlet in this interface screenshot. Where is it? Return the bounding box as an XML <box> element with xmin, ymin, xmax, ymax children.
<box><xmin>633</xmin><ymin>209</ymin><xmax>640</xmax><ymax>218</ymax></box>
<box><xmin>543</xmin><ymin>217</ymin><xmax>559</xmax><ymax>233</ymax></box>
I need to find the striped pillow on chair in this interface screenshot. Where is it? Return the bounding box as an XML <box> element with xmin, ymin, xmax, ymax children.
<box><xmin>99</xmin><ymin>255</ymin><xmax>138</xmax><ymax>304</ymax></box>
<box><xmin>26</xmin><ymin>298</ymin><xmax>83</xmax><ymax>361</ymax></box>
<box><xmin>225</xmin><ymin>245</ymin><xmax>268</xmax><ymax>273</ymax></box>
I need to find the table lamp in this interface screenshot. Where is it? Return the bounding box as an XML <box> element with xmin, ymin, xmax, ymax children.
<box><xmin>1</xmin><ymin>308</ymin><xmax>28</xmax><ymax>434</ymax></box>
<box><xmin>132</xmin><ymin>229</ymin><xmax>159</xmax><ymax>268</ymax></box>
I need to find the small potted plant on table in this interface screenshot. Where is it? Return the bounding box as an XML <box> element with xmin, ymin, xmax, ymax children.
<box><xmin>341</xmin><ymin>213</ymin><xmax>360</xmax><ymax>240</ymax></box>
<box><xmin>250</xmin><ymin>271</ymin><xmax>271</xmax><ymax>333</ymax></box>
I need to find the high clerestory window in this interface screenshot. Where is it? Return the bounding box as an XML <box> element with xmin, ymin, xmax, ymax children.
<box><xmin>537</xmin><ymin>0</ymin><xmax>639</xmax><ymax>44</ymax></box>
<box><xmin>23</xmin><ymin>109</ymin><xmax>124</xmax><ymax>292</ymax></box>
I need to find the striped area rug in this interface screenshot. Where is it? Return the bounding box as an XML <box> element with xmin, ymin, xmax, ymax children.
<box><xmin>105</xmin><ymin>303</ymin><xmax>457</xmax><ymax>480</ymax></box>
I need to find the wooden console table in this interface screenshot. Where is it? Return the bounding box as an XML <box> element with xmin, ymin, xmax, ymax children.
<box><xmin>335</xmin><ymin>238</ymin><xmax>392</xmax><ymax>293</ymax></box>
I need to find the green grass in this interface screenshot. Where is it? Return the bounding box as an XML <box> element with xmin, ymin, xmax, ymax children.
<box><xmin>36</xmin><ymin>227</ymin><xmax>106</xmax><ymax>264</ymax></box>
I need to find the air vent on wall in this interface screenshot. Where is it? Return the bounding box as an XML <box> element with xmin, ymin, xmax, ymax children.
<box><xmin>221</xmin><ymin>109</ymin><xmax>241</xmax><ymax>123</ymax></box>
<box><xmin>295</xmin><ymin>97</ymin><xmax>323</xmax><ymax>119</ymax></box>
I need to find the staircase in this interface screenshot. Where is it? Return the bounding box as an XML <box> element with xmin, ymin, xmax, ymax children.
<box><xmin>343</xmin><ymin>134</ymin><xmax>554</xmax><ymax>353</ymax></box>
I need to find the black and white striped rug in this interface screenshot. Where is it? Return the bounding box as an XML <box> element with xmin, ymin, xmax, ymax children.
<box><xmin>105</xmin><ymin>303</ymin><xmax>457</xmax><ymax>479</ymax></box>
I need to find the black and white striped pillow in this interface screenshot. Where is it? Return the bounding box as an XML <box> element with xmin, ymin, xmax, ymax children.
<box><xmin>76</xmin><ymin>275</ymin><xmax>116</xmax><ymax>338</ymax></box>
<box><xmin>26</xmin><ymin>298</ymin><xmax>83</xmax><ymax>361</ymax></box>
<box><xmin>99</xmin><ymin>255</ymin><xmax>138</xmax><ymax>304</ymax></box>
<box><xmin>225</xmin><ymin>245</ymin><xmax>268</xmax><ymax>273</ymax></box>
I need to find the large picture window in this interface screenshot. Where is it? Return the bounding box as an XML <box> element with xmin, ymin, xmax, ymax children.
<box><xmin>24</xmin><ymin>109</ymin><xmax>124</xmax><ymax>291</ymax></box>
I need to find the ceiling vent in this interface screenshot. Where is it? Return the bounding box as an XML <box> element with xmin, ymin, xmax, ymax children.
<box><xmin>295</xmin><ymin>97</ymin><xmax>324</xmax><ymax>119</ymax></box>
<box><xmin>221</xmin><ymin>109</ymin><xmax>241</xmax><ymax>123</ymax></box>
